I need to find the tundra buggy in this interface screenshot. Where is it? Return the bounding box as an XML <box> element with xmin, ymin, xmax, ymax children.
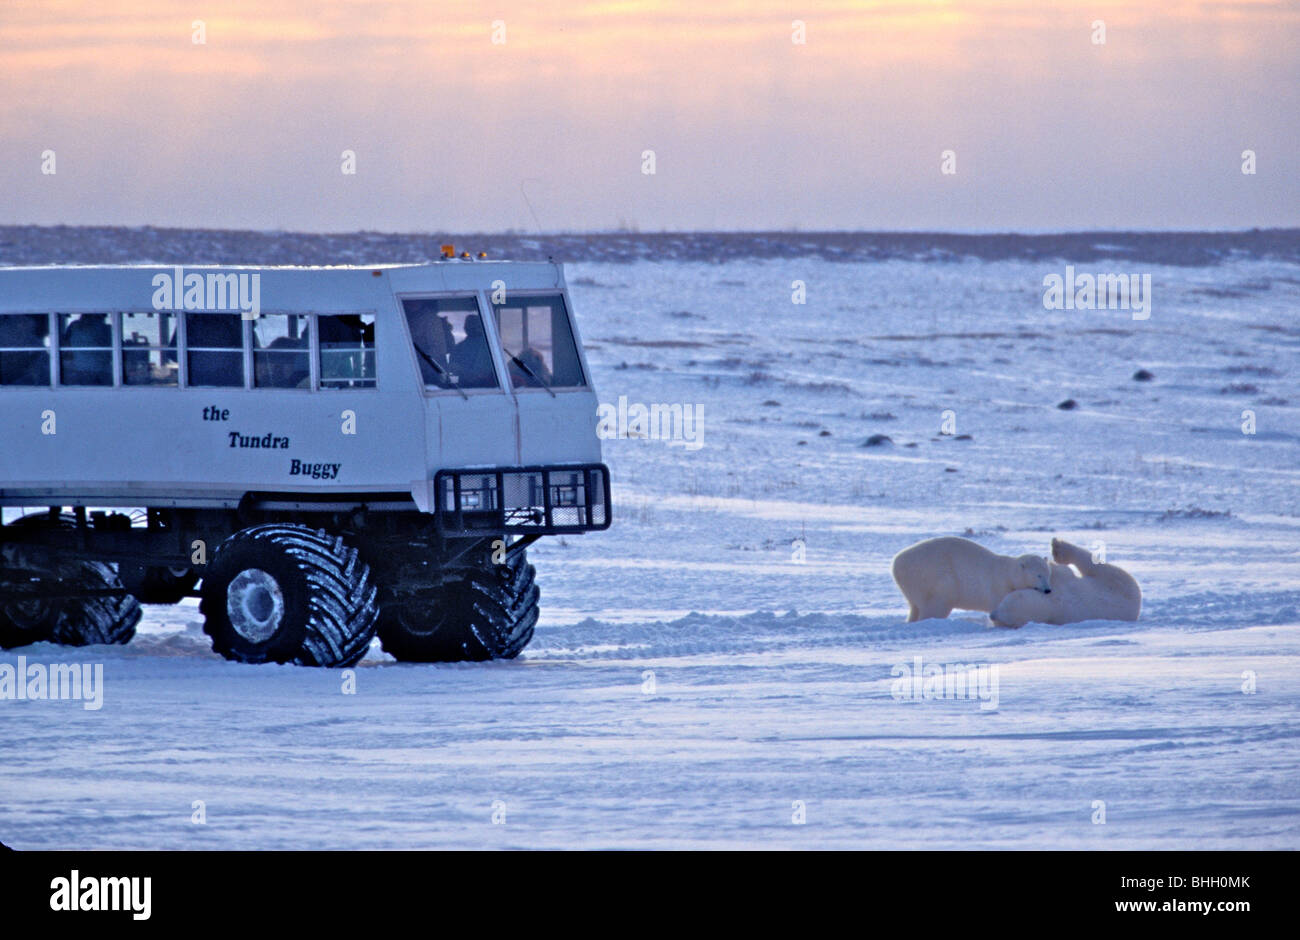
<box><xmin>0</xmin><ymin>259</ymin><xmax>610</xmax><ymax>666</ymax></box>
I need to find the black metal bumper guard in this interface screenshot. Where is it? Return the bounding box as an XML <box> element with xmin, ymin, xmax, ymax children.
<box><xmin>433</xmin><ymin>464</ymin><xmax>612</xmax><ymax>536</ymax></box>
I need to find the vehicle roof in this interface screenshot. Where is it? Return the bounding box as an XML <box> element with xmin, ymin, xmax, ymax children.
<box><xmin>0</xmin><ymin>261</ymin><xmax>566</xmax><ymax>312</ymax></box>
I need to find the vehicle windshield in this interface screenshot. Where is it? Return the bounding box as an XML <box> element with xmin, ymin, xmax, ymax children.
<box><xmin>402</xmin><ymin>297</ymin><xmax>498</xmax><ymax>390</ymax></box>
<box><xmin>490</xmin><ymin>294</ymin><xmax>586</xmax><ymax>389</ymax></box>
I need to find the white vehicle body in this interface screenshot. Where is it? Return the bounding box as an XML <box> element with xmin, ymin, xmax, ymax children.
<box><xmin>0</xmin><ymin>259</ymin><xmax>608</xmax><ymax>666</ymax></box>
<box><xmin>0</xmin><ymin>261</ymin><xmax>606</xmax><ymax>523</ymax></box>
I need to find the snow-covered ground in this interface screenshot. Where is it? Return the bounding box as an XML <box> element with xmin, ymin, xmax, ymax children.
<box><xmin>2</xmin><ymin>233</ymin><xmax>1299</xmax><ymax>849</ymax></box>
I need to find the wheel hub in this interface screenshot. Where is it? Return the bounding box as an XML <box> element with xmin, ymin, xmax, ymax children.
<box><xmin>1</xmin><ymin>570</ymin><xmax>55</xmax><ymax>631</ymax></box>
<box><xmin>3</xmin><ymin>597</ymin><xmax>52</xmax><ymax>631</ymax></box>
<box><xmin>226</xmin><ymin>568</ymin><xmax>285</xmax><ymax>643</ymax></box>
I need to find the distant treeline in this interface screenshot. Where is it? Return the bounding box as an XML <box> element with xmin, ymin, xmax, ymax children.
<box><xmin>2</xmin><ymin>226</ymin><xmax>1298</xmax><ymax>268</ymax></box>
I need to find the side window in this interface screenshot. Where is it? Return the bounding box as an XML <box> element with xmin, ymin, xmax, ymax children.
<box><xmin>254</xmin><ymin>314</ymin><xmax>310</xmax><ymax>389</ymax></box>
<box><xmin>59</xmin><ymin>313</ymin><xmax>114</xmax><ymax>386</ymax></box>
<box><xmin>490</xmin><ymin>294</ymin><xmax>586</xmax><ymax>389</ymax></box>
<box><xmin>402</xmin><ymin>297</ymin><xmax>498</xmax><ymax>390</ymax></box>
<box><xmin>0</xmin><ymin>314</ymin><xmax>51</xmax><ymax>386</ymax></box>
<box><xmin>121</xmin><ymin>312</ymin><xmax>177</xmax><ymax>387</ymax></box>
<box><xmin>318</xmin><ymin>314</ymin><xmax>376</xmax><ymax>389</ymax></box>
<box><xmin>185</xmin><ymin>313</ymin><xmax>244</xmax><ymax>387</ymax></box>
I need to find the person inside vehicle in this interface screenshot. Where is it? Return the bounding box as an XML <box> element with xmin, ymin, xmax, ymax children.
<box><xmin>508</xmin><ymin>345</ymin><xmax>553</xmax><ymax>389</ymax></box>
<box><xmin>60</xmin><ymin>314</ymin><xmax>113</xmax><ymax>385</ymax></box>
<box><xmin>448</xmin><ymin>313</ymin><xmax>497</xmax><ymax>388</ymax></box>
<box><xmin>406</xmin><ymin>305</ymin><xmax>456</xmax><ymax>388</ymax></box>
<box><xmin>257</xmin><ymin>335</ymin><xmax>310</xmax><ymax>388</ymax></box>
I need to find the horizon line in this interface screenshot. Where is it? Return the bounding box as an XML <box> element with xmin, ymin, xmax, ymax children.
<box><xmin>3</xmin><ymin>223</ymin><xmax>1298</xmax><ymax>239</ymax></box>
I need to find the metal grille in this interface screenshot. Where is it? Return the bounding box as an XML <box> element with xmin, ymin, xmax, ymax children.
<box><xmin>434</xmin><ymin>464</ymin><xmax>611</xmax><ymax>535</ymax></box>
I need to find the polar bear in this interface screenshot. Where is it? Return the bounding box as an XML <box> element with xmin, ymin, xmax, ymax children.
<box><xmin>990</xmin><ymin>538</ymin><xmax>1141</xmax><ymax>627</ymax></box>
<box><xmin>891</xmin><ymin>536</ymin><xmax>1051</xmax><ymax>622</ymax></box>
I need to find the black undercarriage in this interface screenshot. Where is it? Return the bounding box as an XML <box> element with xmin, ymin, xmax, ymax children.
<box><xmin>0</xmin><ymin>461</ymin><xmax>610</xmax><ymax>592</ymax></box>
<box><xmin>0</xmin><ymin>464</ymin><xmax>608</xmax><ymax>664</ymax></box>
<box><xmin>0</xmin><ymin>505</ymin><xmax>537</xmax><ymax>601</ymax></box>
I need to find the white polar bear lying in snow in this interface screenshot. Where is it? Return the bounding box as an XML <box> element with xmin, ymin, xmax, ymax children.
<box><xmin>891</xmin><ymin>536</ymin><xmax>1051</xmax><ymax>622</ymax></box>
<box><xmin>989</xmin><ymin>537</ymin><xmax>1142</xmax><ymax>627</ymax></box>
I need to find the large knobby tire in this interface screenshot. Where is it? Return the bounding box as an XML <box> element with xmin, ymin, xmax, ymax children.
<box><xmin>120</xmin><ymin>563</ymin><xmax>199</xmax><ymax>605</ymax></box>
<box><xmin>1</xmin><ymin>560</ymin><xmax>140</xmax><ymax>649</ymax></box>
<box><xmin>49</xmin><ymin>561</ymin><xmax>142</xmax><ymax>646</ymax></box>
<box><xmin>200</xmin><ymin>525</ymin><xmax>378</xmax><ymax>667</ymax></box>
<box><xmin>377</xmin><ymin>549</ymin><xmax>539</xmax><ymax>663</ymax></box>
<box><xmin>1</xmin><ymin>515</ymin><xmax>140</xmax><ymax>649</ymax></box>
<box><xmin>1</xmin><ymin>515</ymin><xmax>66</xmax><ymax>648</ymax></box>
<box><xmin>0</xmin><ymin>567</ymin><xmax>62</xmax><ymax>649</ymax></box>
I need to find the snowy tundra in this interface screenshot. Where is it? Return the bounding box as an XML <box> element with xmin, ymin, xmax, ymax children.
<box><xmin>1</xmin><ymin>230</ymin><xmax>1297</xmax><ymax>849</ymax></box>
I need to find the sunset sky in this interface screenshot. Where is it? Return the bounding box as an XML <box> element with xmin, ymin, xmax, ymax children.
<box><xmin>1</xmin><ymin>0</ymin><xmax>1296</xmax><ymax>232</ymax></box>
